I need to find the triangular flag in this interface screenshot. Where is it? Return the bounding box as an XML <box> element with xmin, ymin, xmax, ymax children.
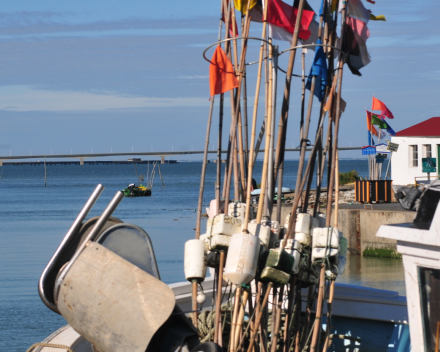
<box><xmin>305</xmin><ymin>39</ymin><xmax>327</xmax><ymax>102</ymax></box>
<box><xmin>378</xmin><ymin>129</ymin><xmax>389</xmax><ymax>140</ymax></box>
<box><xmin>339</xmin><ymin>0</ymin><xmax>371</xmax><ymax>24</ymax></box>
<box><xmin>370</xmin><ymin>14</ymin><xmax>386</xmax><ymax>21</ymax></box>
<box><xmin>372</xmin><ymin>97</ymin><xmax>394</xmax><ymax>119</ymax></box>
<box><xmin>209</xmin><ymin>46</ymin><xmax>239</xmax><ymax>96</ymax></box>
<box><xmin>234</xmin><ymin>0</ymin><xmax>258</xmax><ymax>13</ymax></box>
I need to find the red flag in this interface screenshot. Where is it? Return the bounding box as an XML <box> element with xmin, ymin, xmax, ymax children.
<box><xmin>366</xmin><ymin>110</ymin><xmax>378</xmax><ymax>136</ymax></box>
<box><xmin>209</xmin><ymin>46</ymin><xmax>239</xmax><ymax>96</ymax></box>
<box><xmin>372</xmin><ymin>97</ymin><xmax>394</xmax><ymax>119</ymax></box>
<box><xmin>266</xmin><ymin>0</ymin><xmax>315</xmax><ymax>41</ymax></box>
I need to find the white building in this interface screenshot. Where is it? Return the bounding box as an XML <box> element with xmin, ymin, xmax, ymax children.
<box><xmin>391</xmin><ymin>117</ymin><xmax>440</xmax><ymax>185</ymax></box>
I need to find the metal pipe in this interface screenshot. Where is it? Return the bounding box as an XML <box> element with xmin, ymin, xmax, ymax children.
<box><xmin>38</xmin><ymin>184</ymin><xmax>104</xmax><ymax>313</ymax></box>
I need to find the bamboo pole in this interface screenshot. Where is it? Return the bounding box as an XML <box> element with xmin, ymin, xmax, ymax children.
<box><xmin>196</xmin><ymin>97</ymin><xmax>215</xmax><ymax>238</ymax></box>
<box><xmin>230</xmin><ymin>286</ymin><xmax>242</xmax><ymax>351</ymax></box>
<box><xmin>242</xmin><ymin>0</ymin><xmax>269</xmax><ymax>231</ymax></box>
<box><xmin>283</xmin><ymin>276</ymin><xmax>295</xmax><ymax>352</ymax></box>
<box><xmin>322</xmin><ymin>281</ymin><xmax>335</xmax><ymax>351</ymax></box>
<box><xmin>256</xmin><ymin>44</ymin><xmax>273</xmax><ymax>223</ymax></box>
<box><xmin>266</xmin><ymin>45</ymin><xmax>278</xmax><ymax>216</ymax></box>
<box><xmin>238</xmin><ymin>109</ymin><xmax>247</xmax><ymax>200</ymax></box>
<box><xmin>310</xmin><ymin>266</ymin><xmax>325</xmax><ymax>352</ymax></box>
<box><xmin>233</xmin><ymin>288</ymin><xmax>249</xmax><ymax>351</ymax></box>
<box><xmin>270</xmin><ymin>286</ymin><xmax>284</xmax><ymax>352</ymax></box>
<box><xmin>273</xmin><ymin>0</ymin><xmax>307</xmax><ymax>191</ymax></box>
<box><xmin>215</xmin><ymin>251</ymin><xmax>226</xmax><ymax>345</ymax></box>
<box><xmin>217</xmin><ymin>93</ymin><xmax>224</xmax><ymax>213</ymax></box>
<box><xmin>246</xmin><ymin>283</ymin><xmax>273</xmax><ymax>352</ymax></box>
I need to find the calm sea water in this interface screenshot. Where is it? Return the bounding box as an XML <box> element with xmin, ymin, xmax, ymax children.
<box><xmin>0</xmin><ymin>160</ymin><xmax>402</xmax><ymax>351</ymax></box>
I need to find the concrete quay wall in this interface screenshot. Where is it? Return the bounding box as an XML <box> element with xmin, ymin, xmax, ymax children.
<box><xmin>274</xmin><ymin>205</ymin><xmax>416</xmax><ymax>257</ymax></box>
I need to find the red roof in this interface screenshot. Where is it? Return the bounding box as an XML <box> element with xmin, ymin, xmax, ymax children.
<box><xmin>396</xmin><ymin>117</ymin><xmax>440</xmax><ymax>137</ymax></box>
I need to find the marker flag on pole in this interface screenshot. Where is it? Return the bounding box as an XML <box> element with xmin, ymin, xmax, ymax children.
<box><xmin>372</xmin><ymin>97</ymin><xmax>394</xmax><ymax>119</ymax></box>
<box><xmin>372</xmin><ymin>115</ymin><xmax>387</xmax><ymax>129</ymax></box>
<box><xmin>234</xmin><ymin>0</ymin><xmax>258</xmax><ymax>13</ymax></box>
<box><xmin>339</xmin><ymin>0</ymin><xmax>371</xmax><ymax>24</ymax></box>
<box><xmin>370</xmin><ymin>14</ymin><xmax>387</xmax><ymax>21</ymax></box>
<box><xmin>366</xmin><ymin>111</ymin><xmax>378</xmax><ymax>136</ymax></box>
<box><xmin>383</xmin><ymin>119</ymin><xmax>396</xmax><ymax>136</ymax></box>
<box><xmin>209</xmin><ymin>46</ymin><xmax>239</xmax><ymax>96</ymax></box>
<box><xmin>305</xmin><ymin>38</ymin><xmax>328</xmax><ymax>102</ymax></box>
<box><xmin>342</xmin><ymin>17</ymin><xmax>371</xmax><ymax>76</ymax></box>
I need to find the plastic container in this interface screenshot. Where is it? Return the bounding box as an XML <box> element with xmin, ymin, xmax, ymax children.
<box><xmin>184</xmin><ymin>239</ymin><xmax>207</xmax><ymax>282</ymax></box>
<box><xmin>224</xmin><ymin>233</ymin><xmax>260</xmax><ymax>285</ymax></box>
<box><xmin>311</xmin><ymin>247</ymin><xmax>339</xmax><ymax>262</ymax></box>
<box><xmin>312</xmin><ymin>227</ymin><xmax>340</xmax><ymax>248</ymax></box>
<box><xmin>206</xmin><ymin>214</ymin><xmax>242</xmax><ymax>237</ymax></box>
<box><xmin>247</xmin><ymin>220</ymin><xmax>271</xmax><ymax>248</ymax></box>
<box><xmin>315</xmin><ymin>212</ymin><xmax>327</xmax><ymax>227</ymax></box>
<box><xmin>282</xmin><ymin>239</ymin><xmax>302</xmax><ymax>274</ymax></box>
<box><xmin>200</xmin><ymin>233</ymin><xmax>230</xmax><ymax>251</ymax></box>
<box><xmin>228</xmin><ymin>202</ymin><xmax>249</xmax><ymax>223</ymax></box>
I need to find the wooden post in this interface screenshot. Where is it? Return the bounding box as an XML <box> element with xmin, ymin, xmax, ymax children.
<box><xmin>215</xmin><ymin>251</ymin><xmax>226</xmax><ymax>345</ymax></box>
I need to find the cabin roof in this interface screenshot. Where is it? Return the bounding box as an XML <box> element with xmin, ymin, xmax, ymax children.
<box><xmin>395</xmin><ymin>117</ymin><xmax>440</xmax><ymax>137</ymax></box>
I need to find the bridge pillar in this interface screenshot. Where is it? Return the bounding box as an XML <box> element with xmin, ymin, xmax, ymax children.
<box><xmin>0</xmin><ymin>160</ymin><xmax>3</xmax><ymax>166</ymax></box>
<box><xmin>161</xmin><ymin>156</ymin><xmax>165</xmax><ymax>164</ymax></box>
<box><xmin>80</xmin><ymin>158</ymin><xmax>84</xmax><ymax>166</ymax></box>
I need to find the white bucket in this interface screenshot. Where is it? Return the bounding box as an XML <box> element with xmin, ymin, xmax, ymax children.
<box><xmin>224</xmin><ymin>233</ymin><xmax>260</xmax><ymax>285</ymax></box>
<box><xmin>184</xmin><ymin>239</ymin><xmax>207</xmax><ymax>282</ymax></box>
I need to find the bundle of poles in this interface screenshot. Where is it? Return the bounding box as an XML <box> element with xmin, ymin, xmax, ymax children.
<box><xmin>191</xmin><ymin>0</ymin><xmax>349</xmax><ymax>350</ymax></box>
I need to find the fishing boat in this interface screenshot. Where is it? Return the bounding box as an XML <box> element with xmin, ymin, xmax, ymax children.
<box><xmin>122</xmin><ymin>183</ymin><xmax>152</xmax><ymax>197</ymax></box>
<box><xmin>28</xmin><ymin>0</ymin><xmax>429</xmax><ymax>351</ymax></box>
<box><xmin>122</xmin><ymin>161</ymin><xmax>164</xmax><ymax>197</ymax></box>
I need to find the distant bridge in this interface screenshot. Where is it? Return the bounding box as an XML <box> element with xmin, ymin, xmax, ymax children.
<box><xmin>0</xmin><ymin>146</ymin><xmax>362</xmax><ymax>166</ymax></box>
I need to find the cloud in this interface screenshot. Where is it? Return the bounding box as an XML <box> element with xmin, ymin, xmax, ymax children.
<box><xmin>0</xmin><ymin>85</ymin><xmax>210</xmax><ymax>111</ymax></box>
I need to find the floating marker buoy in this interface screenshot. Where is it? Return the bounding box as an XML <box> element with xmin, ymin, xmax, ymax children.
<box><xmin>224</xmin><ymin>233</ymin><xmax>260</xmax><ymax>285</ymax></box>
<box><xmin>197</xmin><ymin>292</ymin><xmax>206</xmax><ymax>304</ymax></box>
<box><xmin>184</xmin><ymin>239</ymin><xmax>207</xmax><ymax>282</ymax></box>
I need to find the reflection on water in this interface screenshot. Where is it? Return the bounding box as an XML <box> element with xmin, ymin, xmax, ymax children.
<box><xmin>337</xmin><ymin>255</ymin><xmax>406</xmax><ymax>295</ymax></box>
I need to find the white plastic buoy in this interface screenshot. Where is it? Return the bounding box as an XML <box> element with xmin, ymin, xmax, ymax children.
<box><xmin>311</xmin><ymin>247</ymin><xmax>339</xmax><ymax>262</ymax></box>
<box><xmin>206</xmin><ymin>214</ymin><xmax>242</xmax><ymax>237</ymax></box>
<box><xmin>184</xmin><ymin>239</ymin><xmax>207</xmax><ymax>282</ymax></box>
<box><xmin>228</xmin><ymin>202</ymin><xmax>250</xmax><ymax>223</ymax></box>
<box><xmin>224</xmin><ymin>233</ymin><xmax>260</xmax><ymax>285</ymax></box>
<box><xmin>294</xmin><ymin>213</ymin><xmax>312</xmax><ymax>246</ymax></box>
<box><xmin>246</xmin><ymin>220</ymin><xmax>271</xmax><ymax>248</ymax></box>
<box><xmin>312</xmin><ymin>227</ymin><xmax>340</xmax><ymax>248</ymax></box>
<box><xmin>197</xmin><ymin>292</ymin><xmax>206</xmax><ymax>304</ymax></box>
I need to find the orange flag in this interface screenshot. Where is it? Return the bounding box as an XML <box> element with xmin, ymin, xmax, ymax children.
<box><xmin>372</xmin><ymin>97</ymin><xmax>394</xmax><ymax>119</ymax></box>
<box><xmin>209</xmin><ymin>46</ymin><xmax>239</xmax><ymax>96</ymax></box>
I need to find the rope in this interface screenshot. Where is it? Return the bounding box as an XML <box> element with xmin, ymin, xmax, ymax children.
<box><xmin>26</xmin><ymin>343</ymin><xmax>74</xmax><ymax>352</ymax></box>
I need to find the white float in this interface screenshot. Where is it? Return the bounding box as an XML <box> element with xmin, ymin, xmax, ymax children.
<box><xmin>184</xmin><ymin>239</ymin><xmax>207</xmax><ymax>282</ymax></box>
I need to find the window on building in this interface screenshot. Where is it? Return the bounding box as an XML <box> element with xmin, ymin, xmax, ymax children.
<box><xmin>410</xmin><ymin>145</ymin><xmax>418</xmax><ymax>167</ymax></box>
<box><xmin>424</xmin><ymin>144</ymin><xmax>432</xmax><ymax>158</ymax></box>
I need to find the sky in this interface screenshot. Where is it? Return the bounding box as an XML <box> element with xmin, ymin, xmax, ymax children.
<box><xmin>0</xmin><ymin>0</ymin><xmax>439</xmax><ymax>160</ymax></box>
